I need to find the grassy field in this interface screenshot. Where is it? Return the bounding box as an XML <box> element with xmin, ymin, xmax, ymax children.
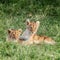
<box><xmin>0</xmin><ymin>0</ymin><xmax>60</xmax><ymax>60</ymax></box>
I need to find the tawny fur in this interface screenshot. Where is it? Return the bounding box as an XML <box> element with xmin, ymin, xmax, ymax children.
<box><xmin>25</xmin><ymin>20</ymin><xmax>55</xmax><ymax>45</ymax></box>
<box><xmin>6</xmin><ymin>29</ymin><xmax>22</xmax><ymax>42</ymax></box>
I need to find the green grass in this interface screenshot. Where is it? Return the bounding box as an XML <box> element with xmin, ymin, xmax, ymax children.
<box><xmin>0</xmin><ymin>0</ymin><xmax>60</xmax><ymax>60</ymax></box>
<box><xmin>0</xmin><ymin>41</ymin><xmax>60</xmax><ymax>60</ymax></box>
<box><xmin>0</xmin><ymin>14</ymin><xmax>60</xmax><ymax>60</ymax></box>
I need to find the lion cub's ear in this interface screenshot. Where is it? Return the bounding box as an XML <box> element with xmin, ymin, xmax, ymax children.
<box><xmin>26</xmin><ymin>19</ymin><xmax>30</xmax><ymax>25</ymax></box>
<box><xmin>36</xmin><ymin>21</ymin><xmax>40</xmax><ymax>27</ymax></box>
<box><xmin>8</xmin><ymin>29</ymin><xmax>12</xmax><ymax>34</ymax></box>
<box><xmin>18</xmin><ymin>29</ymin><xmax>22</xmax><ymax>33</ymax></box>
<box><xmin>36</xmin><ymin>21</ymin><xmax>40</xmax><ymax>25</ymax></box>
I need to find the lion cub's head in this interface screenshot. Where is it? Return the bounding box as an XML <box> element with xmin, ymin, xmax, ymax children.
<box><xmin>7</xmin><ymin>29</ymin><xmax>22</xmax><ymax>40</ymax></box>
<box><xmin>26</xmin><ymin>19</ymin><xmax>40</xmax><ymax>34</ymax></box>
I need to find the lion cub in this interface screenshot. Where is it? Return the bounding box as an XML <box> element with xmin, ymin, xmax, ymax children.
<box><xmin>7</xmin><ymin>29</ymin><xmax>22</xmax><ymax>42</ymax></box>
<box><xmin>26</xmin><ymin>20</ymin><xmax>56</xmax><ymax>45</ymax></box>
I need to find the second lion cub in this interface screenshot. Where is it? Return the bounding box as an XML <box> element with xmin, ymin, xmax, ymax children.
<box><xmin>25</xmin><ymin>20</ymin><xmax>56</xmax><ymax>45</ymax></box>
